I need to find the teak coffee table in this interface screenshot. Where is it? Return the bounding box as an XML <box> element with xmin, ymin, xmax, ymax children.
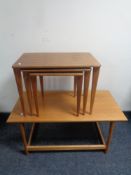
<box><xmin>12</xmin><ymin>52</ymin><xmax>101</xmax><ymax>116</ymax></box>
<box><xmin>7</xmin><ymin>91</ymin><xmax>127</xmax><ymax>154</ymax></box>
<box><xmin>9</xmin><ymin>53</ymin><xmax>127</xmax><ymax>154</ymax></box>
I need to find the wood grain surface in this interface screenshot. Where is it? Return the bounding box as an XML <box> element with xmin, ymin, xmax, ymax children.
<box><xmin>7</xmin><ymin>91</ymin><xmax>127</xmax><ymax>123</ymax></box>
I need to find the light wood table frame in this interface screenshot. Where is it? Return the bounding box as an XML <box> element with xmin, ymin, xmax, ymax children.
<box><xmin>18</xmin><ymin>121</ymin><xmax>114</xmax><ymax>154</ymax></box>
<box><xmin>7</xmin><ymin>91</ymin><xmax>127</xmax><ymax>154</ymax></box>
<box><xmin>12</xmin><ymin>53</ymin><xmax>101</xmax><ymax>116</ymax></box>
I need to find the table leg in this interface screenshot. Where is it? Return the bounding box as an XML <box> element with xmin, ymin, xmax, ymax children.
<box><xmin>76</xmin><ymin>76</ymin><xmax>83</xmax><ymax>116</ymax></box>
<box><xmin>74</xmin><ymin>76</ymin><xmax>77</xmax><ymax>97</ymax></box>
<box><xmin>28</xmin><ymin>123</ymin><xmax>36</xmax><ymax>145</ymax></box>
<box><xmin>105</xmin><ymin>122</ymin><xmax>115</xmax><ymax>153</ymax></box>
<box><xmin>83</xmin><ymin>70</ymin><xmax>91</xmax><ymax>114</ymax></box>
<box><xmin>31</xmin><ymin>76</ymin><xmax>39</xmax><ymax>116</ymax></box>
<box><xmin>13</xmin><ymin>68</ymin><xmax>25</xmax><ymax>116</ymax></box>
<box><xmin>90</xmin><ymin>67</ymin><xmax>100</xmax><ymax>114</ymax></box>
<box><xmin>23</xmin><ymin>72</ymin><xmax>33</xmax><ymax>115</ymax></box>
<box><xmin>19</xmin><ymin>124</ymin><xmax>28</xmax><ymax>154</ymax></box>
<box><xmin>39</xmin><ymin>76</ymin><xmax>44</xmax><ymax>97</ymax></box>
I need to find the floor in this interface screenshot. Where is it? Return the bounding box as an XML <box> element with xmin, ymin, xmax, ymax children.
<box><xmin>0</xmin><ymin>112</ymin><xmax>131</xmax><ymax>175</ymax></box>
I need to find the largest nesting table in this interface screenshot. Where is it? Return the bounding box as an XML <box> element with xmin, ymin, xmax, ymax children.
<box><xmin>12</xmin><ymin>52</ymin><xmax>101</xmax><ymax>116</ymax></box>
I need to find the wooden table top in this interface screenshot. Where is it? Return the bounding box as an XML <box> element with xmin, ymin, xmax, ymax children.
<box><xmin>7</xmin><ymin>91</ymin><xmax>127</xmax><ymax>123</ymax></box>
<box><xmin>12</xmin><ymin>53</ymin><xmax>101</xmax><ymax>69</ymax></box>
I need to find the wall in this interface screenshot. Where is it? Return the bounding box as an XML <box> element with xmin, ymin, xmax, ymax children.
<box><xmin>0</xmin><ymin>0</ymin><xmax>131</xmax><ymax>112</ymax></box>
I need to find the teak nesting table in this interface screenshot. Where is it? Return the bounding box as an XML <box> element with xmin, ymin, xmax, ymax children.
<box><xmin>7</xmin><ymin>53</ymin><xmax>127</xmax><ymax>154</ymax></box>
<box><xmin>12</xmin><ymin>52</ymin><xmax>101</xmax><ymax>116</ymax></box>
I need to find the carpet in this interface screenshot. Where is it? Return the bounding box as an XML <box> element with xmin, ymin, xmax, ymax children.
<box><xmin>0</xmin><ymin>112</ymin><xmax>131</xmax><ymax>175</ymax></box>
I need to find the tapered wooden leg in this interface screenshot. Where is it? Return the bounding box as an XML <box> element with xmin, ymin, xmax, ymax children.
<box><xmin>90</xmin><ymin>67</ymin><xmax>100</xmax><ymax>114</ymax></box>
<box><xmin>19</xmin><ymin>124</ymin><xmax>28</xmax><ymax>154</ymax></box>
<box><xmin>23</xmin><ymin>72</ymin><xmax>33</xmax><ymax>115</ymax></box>
<box><xmin>28</xmin><ymin>123</ymin><xmax>36</xmax><ymax>145</ymax></box>
<box><xmin>74</xmin><ymin>76</ymin><xmax>77</xmax><ymax>97</ymax></box>
<box><xmin>13</xmin><ymin>68</ymin><xmax>25</xmax><ymax>116</ymax></box>
<box><xmin>83</xmin><ymin>70</ymin><xmax>91</xmax><ymax>114</ymax></box>
<box><xmin>39</xmin><ymin>76</ymin><xmax>44</xmax><ymax>97</ymax></box>
<box><xmin>76</xmin><ymin>76</ymin><xmax>83</xmax><ymax>116</ymax></box>
<box><xmin>105</xmin><ymin>122</ymin><xmax>115</xmax><ymax>153</ymax></box>
<box><xmin>31</xmin><ymin>76</ymin><xmax>39</xmax><ymax>116</ymax></box>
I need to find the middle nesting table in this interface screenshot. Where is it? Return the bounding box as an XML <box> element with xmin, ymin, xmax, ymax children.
<box><xmin>23</xmin><ymin>69</ymin><xmax>91</xmax><ymax>116</ymax></box>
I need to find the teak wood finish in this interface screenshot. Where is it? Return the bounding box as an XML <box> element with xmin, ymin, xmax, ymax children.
<box><xmin>7</xmin><ymin>91</ymin><xmax>127</xmax><ymax>154</ymax></box>
<box><xmin>7</xmin><ymin>91</ymin><xmax>127</xmax><ymax>123</ymax></box>
<box><xmin>13</xmin><ymin>53</ymin><xmax>100</xmax><ymax>68</ymax></box>
<box><xmin>12</xmin><ymin>53</ymin><xmax>101</xmax><ymax>116</ymax></box>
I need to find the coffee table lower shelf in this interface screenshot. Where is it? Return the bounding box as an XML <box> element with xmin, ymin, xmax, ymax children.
<box><xmin>7</xmin><ymin>91</ymin><xmax>127</xmax><ymax>154</ymax></box>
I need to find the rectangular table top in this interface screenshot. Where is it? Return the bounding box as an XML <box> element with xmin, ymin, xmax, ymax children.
<box><xmin>7</xmin><ymin>91</ymin><xmax>127</xmax><ymax>123</ymax></box>
<box><xmin>12</xmin><ymin>52</ymin><xmax>101</xmax><ymax>69</ymax></box>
